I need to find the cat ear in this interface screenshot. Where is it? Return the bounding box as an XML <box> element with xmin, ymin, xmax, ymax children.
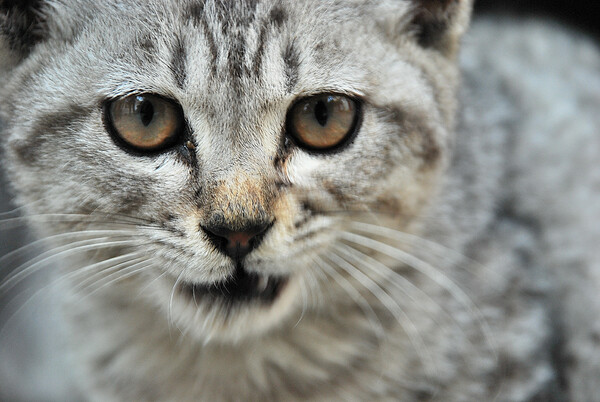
<box><xmin>0</xmin><ymin>0</ymin><xmax>48</xmax><ymax>66</ymax></box>
<box><xmin>409</xmin><ymin>0</ymin><xmax>472</xmax><ymax>56</ymax></box>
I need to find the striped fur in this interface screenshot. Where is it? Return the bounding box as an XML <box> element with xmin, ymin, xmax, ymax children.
<box><xmin>1</xmin><ymin>1</ymin><xmax>600</xmax><ymax>400</ymax></box>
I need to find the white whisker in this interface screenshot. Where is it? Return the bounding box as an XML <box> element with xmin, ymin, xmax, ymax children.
<box><xmin>0</xmin><ymin>229</ymin><xmax>139</xmax><ymax>276</ymax></box>
<box><xmin>0</xmin><ymin>212</ymin><xmax>155</xmax><ymax>230</ymax></box>
<box><xmin>136</xmin><ymin>269</ymin><xmax>169</xmax><ymax>299</ymax></box>
<box><xmin>0</xmin><ymin>199</ymin><xmax>46</xmax><ymax>218</ymax></box>
<box><xmin>324</xmin><ymin>251</ymin><xmax>436</xmax><ymax>376</ymax></box>
<box><xmin>0</xmin><ymin>237</ymin><xmax>139</xmax><ymax>295</ymax></box>
<box><xmin>333</xmin><ymin>243</ymin><xmax>472</xmax><ymax>350</ymax></box>
<box><xmin>304</xmin><ymin>267</ymin><xmax>323</xmax><ymax>309</ymax></box>
<box><xmin>348</xmin><ymin>221</ymin><xmax>502</xmax><ymax>283</ymax></box>
<box><xmin>85</xmin><ymin>258</ymin><xmax>155</xmax><ymax>297</ymax></box>
<box><xmin>74</xmin><ymin>253</ymin><xmax>150</xmax><ymax>292</ymax></box>
<box><xmin>294</xmin><ymin>272</ymin><xmax>309</xmax><ymax>328</ymax></box>
<box><xmin>312</xmin><ymin>255</ymin><xmax>385</xmax><ymax>339</ymax></box>
<box><xmin>340</xmin><ymin>231</ymin><xmax>498</xmax><ymax>360</ymax></box>
<box><xmin>0</xmin><ymin>252</ymin><xmax>147</xmax><ymax>339</ymax></box>
<box><xmin>169</xmin><ymin>271</ymin><xmax>186</xmax><ymax>336</ymax></box>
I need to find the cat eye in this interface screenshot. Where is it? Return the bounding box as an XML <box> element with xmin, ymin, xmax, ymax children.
<box><xmin>286</xmin><ymin>94</ymin><xmax>361</xmax><ymax>152</ymax></box>
<box><xmin>104</xmin><ymin>94</ymin><xmax>184</xmax><ymax>152</ymax></box>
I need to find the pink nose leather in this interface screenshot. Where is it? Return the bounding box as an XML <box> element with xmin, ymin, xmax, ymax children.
<box><xmin>201</xmin><ymin>221</ymin><xmax>273</xmax><ymax>260</ymax></box>
<box><xmin>226</xmin><ymin>232</ymin><xmax>253</xmax><ymax>249</ymax></box>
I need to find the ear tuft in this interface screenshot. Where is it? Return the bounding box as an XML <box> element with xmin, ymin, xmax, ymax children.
<box><xmin>1</xmin><ymin>0</ymin><xmax>47</xmax><ymax>58</ymax></box>
<box><xmin>410</xmin><ymin>0</ymin><xmax>472</xmax><ymax>56</ymax></box>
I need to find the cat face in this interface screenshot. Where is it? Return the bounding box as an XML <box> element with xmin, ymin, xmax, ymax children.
<box><xmin>0</xmin><ymin>0</ymin><xmax>470</xmax><ymax>342</ymax></box>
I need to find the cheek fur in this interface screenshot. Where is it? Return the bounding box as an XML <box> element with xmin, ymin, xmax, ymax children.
<box><xmin>12</xmin><ymin>1</ymin><xmax>600</xmax><ymax>400</ymax></box>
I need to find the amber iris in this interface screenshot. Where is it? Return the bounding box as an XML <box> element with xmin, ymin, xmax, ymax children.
<box><xmin>288</xmin><ymin>94</ymin><xmax>359</xmax><ymax>151</ymax></box>
<box><xmin>107</xmin><ymin>94</ymin><xmax>183</xmax><ymax>151</ymax></box>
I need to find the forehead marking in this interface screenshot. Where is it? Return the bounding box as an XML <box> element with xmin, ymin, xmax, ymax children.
<box><xmin>283</xmin><ymin>41</ymin><xmax>299</xmax><ymax>92</ymax></box>
<box><xmin>171</xmin><ymin>36</ymin><xmax>187</xmax><ymax>89</ymax></box>
<box><xmin>252</xmin><ymin>5</ymin><xmax>289</xmax><ymax>78</ymax></box>
<box><xmin>186</xmin><ymin>0</ymin><xmax>294</xmax><ymax>85</ymax></box>
<box><xmin>187</xmin><ymin>1</ymin><xmax>218</xmax><ymax>75</ymax></box>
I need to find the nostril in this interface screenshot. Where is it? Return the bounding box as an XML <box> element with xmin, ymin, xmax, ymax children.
<box><xmin>201</xmin><ymin>221</ymin><xmax>273</xmax><ymax>260</ymax></box>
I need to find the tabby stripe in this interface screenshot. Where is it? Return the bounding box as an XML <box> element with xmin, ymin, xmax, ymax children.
<box><xmin>283</xmin><ymin>42</ymin><xmax>300</xmax><ymax>92</ymax></box>
<box><xmin>228</xmin><ymin>34</ymin><xmax>248</xmax><ymax>82</ymax></box>
<box><xmin>383</xmin><ymin>106</ymin><xmax>441</xmax><ymax>168</ymax></box>
<box><xmin>11</xmin><ymin>105</ymin><xmax>92</xmax><ymax>167</ymax></box>
<box><xmin>252</xmin><ymin>5</ymin><xmax>289</xmax><ymax>77</ymax></box>
<box><xmin>187</xmin><ymin>1</ymin><xmax>218</xmax><ymax>75</ymax></box>
<box><xmin>171</xmin><ymin>36</ymin><xmax>187</xmax><ymax>89</ymax></box>
<box><xmin>268</xmin><ymin>5</ymin><xmax>288</xmax><ymax>27</ymax></box>
<box><xmin>252</xmin><ymin>22</ymin><xmax>269</xmax><ymax>77</ymax></box>
<box><xmin>186</xmin><ymin>0</ymin><xmax>206</xmax><ymax>26</ymax></box>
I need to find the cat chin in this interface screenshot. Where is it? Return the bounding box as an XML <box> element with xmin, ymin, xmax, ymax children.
<box><xmin>149</xmin><ymin>269</ymin><xmax>303</xmax><ymax>344</ymax></box>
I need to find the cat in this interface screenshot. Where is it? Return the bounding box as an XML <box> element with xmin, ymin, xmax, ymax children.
<box><xmin>1</xmin><ymin>0</ymin><xmax>600</xmax><ymax>400</ymax></box>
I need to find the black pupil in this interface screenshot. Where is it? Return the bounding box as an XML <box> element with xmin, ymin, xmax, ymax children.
<box><xmin>314</xmin><ymin>100</ymin><xmax>328</xmax><ymax>127</ymax></box>
<box><xmin>139</xmin><ymin>100</ymin><xmax>154</xmax><ymax>127</ymax></box>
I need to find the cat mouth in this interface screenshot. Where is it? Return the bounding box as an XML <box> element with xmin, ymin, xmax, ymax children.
<box><xmin>178</xmin><ymin>264</ymin><xmax>288</xmax><ymax>304</ymax></box>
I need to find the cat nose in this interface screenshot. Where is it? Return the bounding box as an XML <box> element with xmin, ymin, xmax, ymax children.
<box><xmin>201</xmin><ymin>221</ymin><xmax>273</xmax><ymax>260</ymax></box>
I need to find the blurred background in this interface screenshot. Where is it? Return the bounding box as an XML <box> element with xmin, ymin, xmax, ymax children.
<box><xmin>0</xmin><ymin>0</ymin><xmax>599</xmax><ymax>400</ymax></box>
<box><xmin>475</xmin><ymin>0</ymin><xmax>600</xmax><ymax>38</ymax></box>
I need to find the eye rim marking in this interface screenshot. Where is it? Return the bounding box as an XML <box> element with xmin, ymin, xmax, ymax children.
<box><xmin>285</xmin><ymin>93</ymin><xmax>363</xmax><ymax>155</ymax></box>
<box><xmin>102</xmin><ymin>93</ymin><xmax>186</xmax><ymax>156</ymax></box>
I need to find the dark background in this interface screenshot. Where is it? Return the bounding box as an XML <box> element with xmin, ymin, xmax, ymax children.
<box><xmin>475</xmin><ymin>0</ymin><xmax>600</xmax><ymax>39</ymax></box>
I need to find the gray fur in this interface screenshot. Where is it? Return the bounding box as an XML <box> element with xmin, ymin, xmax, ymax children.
<box><xmin>0</xmin><ymin>1</ymin><xmax>599</xmax><ymax>400</ymax></box>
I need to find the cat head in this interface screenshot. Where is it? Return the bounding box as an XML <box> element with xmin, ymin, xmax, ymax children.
<box><xmin>0</xmin><ymin>0</ymin><xmax>472</xmax><ymax>343</ymax></box>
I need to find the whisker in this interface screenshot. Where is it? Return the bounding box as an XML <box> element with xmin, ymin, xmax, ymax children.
<box><xmin>340</xmin><ymin>231</ymin><xmax>498</xmax><ymax>360</ymax></box>
<box><xmin>0</xmin><ymin>252</ymin><xmax>147</xmax><ymax>339</ymax></box>
<box><xmin>0</xmin><ymin>199</ymin><xmax>47</xmax><ymax>218</ymax></box>
<box><xmin>136</xmin><ymin>269</ymin><xmax>169</xmax><ymax>299</ymax></box>
<box><xmin>347</xmin><ymin>222</ymin><xmax>502</xmax><ymax>283</ymax></box>
<box><xmin>0</xmin><ymin>238</ymin><xmax>139</xmax><ymax>295</ymax></box>
<box><xmin>312</xmin><ymin>255</ymin><xmax>385</xmax><ymax>339</ymax></box>
<box><xmin>0</xmin><ymin>211</ymin><xmax>163</xmax><ymax>231</ymax></box>
<box><xmin>324</xmin><ymin>251</ymin><xmax>436</xmax><ymax>377</ymax></box>
<box><xmin>304</xmin><ymin>267</ymin><xmax>323</xmax><ymax>310</ymax></box>
<box><xmin>169</xmin><ymin>271</ymin><xmax>186</xmax><ymax>336</ymax></box>
<box><xmin>0</xmin><ymin>229</ymin><xmax>140</xmax><ymax>276</ymax></box>
<box><xmin>333</xmin><ymin>243</ymin><xmax>472</xmax><ymax>349</ymax></box>
<box><xmin>72</xmin><ymin>252</ymin><xmax>149</xmax><ymax>291</ymax></box>
<box><xmin>294</xmin><ymin>271</ymin><xmax>310</xmax><ymax>328</ymax></box>
<box><xmin>84</xmin><ymin>258</ymin><xmax>155</xmax><ymax>297</ymax></box>
<box><xmin>0</xmin><ymin>275</ymin><xmax>63</xmax><ymax>342</ymax></box>
<box><xmin>1</xmin><ymin>251</ymin><xmax>141</xmax><ymax>313</ymax></box>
